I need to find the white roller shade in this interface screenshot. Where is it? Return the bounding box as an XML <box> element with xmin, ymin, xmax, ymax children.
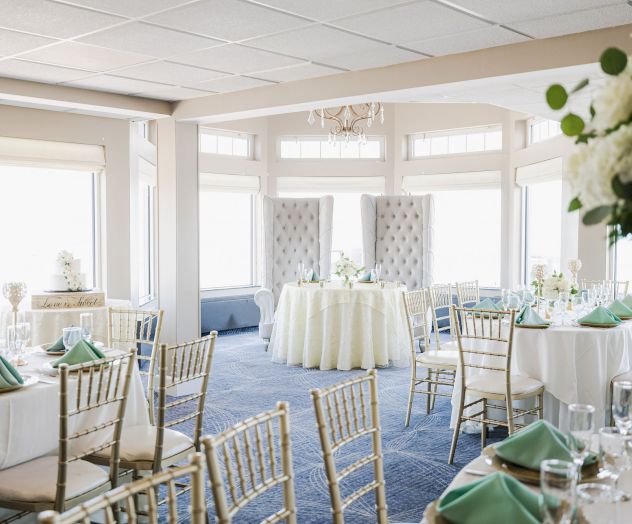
<box><xmin>402</xmin><ymin>171</ymin><xmax>501</xmax><ymax>192</ymax></box>
<box><xmin>515</xmin><ymin>157</ymin><xmax>563</xmax><ymax>186</ymax></box>
<box><xmin>199</xmin><ymin>172</ymin><xmax>260</xmax><ymax>193</ymax></box>
<box><xmin>277</xmin><ymin>176</ymin><xmax>384</xmax><ymax>193</ymax></box>
<box><xmin>0</xmin><ymin>136</ymin><xmax>105</xmax><ymax>172</ymax></box>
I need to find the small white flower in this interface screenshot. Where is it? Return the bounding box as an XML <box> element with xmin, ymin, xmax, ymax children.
<box><xmin>592</xmin><ymin>68</ymin><xmax>632</xmax><ymax>132</ymax></box>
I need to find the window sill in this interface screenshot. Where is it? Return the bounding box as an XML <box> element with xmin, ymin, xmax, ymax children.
<box><xmin>200</xmin><ymin>286</ymin><xmax>260</xmax><ymax>300</ymax></box>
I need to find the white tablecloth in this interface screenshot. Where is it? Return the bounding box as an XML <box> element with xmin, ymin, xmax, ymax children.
<box><xmin>0</xmin><ymin>347</ymin><xmax>149</xmax><ymax>470</ymax></box>
<box><xmin>269</xmin><ymin>282</ymin><xmax>410</xmax><ymax>370</ymax></box>
<box><xmin>450</xmin><ymin>321</ymin><xmax>632</xmax><ymax>431</ymax></box>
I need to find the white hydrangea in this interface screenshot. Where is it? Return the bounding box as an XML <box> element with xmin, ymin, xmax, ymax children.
<box><xmin>542</xmin><ymin>273</ymin><xmax>570</xmax><ymax>300</ymax></box>
<box><xmin>334</xmin><ymin>253</ymin><xmax>361</xmax><ymax>279</ymax></box>
<box><xmin>592</xmin><ymin>68</ymin><xmax>632</xmax><ymax>132</ymax></box>
<box><xmin>56</xmin><ymin>250</ymin><xmax>74</xmax><ymax>266</ymax></box>
<box><xmin>57</xmin><ymin>250</ymin><xmax>83</xmax><ymax>291</ymax></box>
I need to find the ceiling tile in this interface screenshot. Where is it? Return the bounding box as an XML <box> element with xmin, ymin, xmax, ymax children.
<box><xmin>20</xmin><ymin>41</ymin><xmax>153</xmax><ymax>72</ymax></box>
<box><xmin>0</xmin><ymin>0</ymin><xmax>123</xmax><ymax>38</ymax></box>
<box><xmin>59</xmin><ymin>0</ymin><xmax>194</xmax><ymax>18</ymax></box>
<box><xmin>448</xmin><ymin>0</ymin><xmax>623</xmax><ymax>24</ymax></box>
<box><xmin>146</xmin><ymin>0</ymin><xmax>310</xmax><ymax>41</ymax></box>
<box><xmin>332</xmin><ymin>1</ymin><xmax>489</xmax><ymax>44</ymax></box>
<box><xmin>509</xmin><ymin>4</ymin><xmax>632</xmax><ymax>38</ymax></box>
<box><xmin>256</xmin><ymin>0</ymin><xmax>412</xmax><ymax>21</ymax></box>
<box><xmin>173</xmin><ymin>44</ymin><xmax>304</xmax><ymax>74</ymax></box>
<box><xmin>256</xmin><ymin>63</ymin><xmax>344</xmax><ymax>82</ymax></box>
<box><xmin>116</xmin><ymin>61</ymin><xmax>225</xmax><ymax>84</ymax></box>
<box><xmin>0</xmin><ymin>59</ymin><xmax>91</xmax><ymax>83</ymax></box>
<box><xmin>78</xmin><ymin>22</ymin><xmax>221</xmax><ymax>58</ymax></box>
<box><xmin>406</xmin><ymin>26</ymin><xmax>527</xmax><ymax>56</ymax></box>
<box><xmin>324</xmin><ymin>45</ymin><xmax>424</xmax><ymax>70</ymax></box>
<box><xmin>138</xmin><ymin>86</ymin><xmax>214</xmax><ymax>100</ymax></box>
<box><xmin>0</xmin><ymin>29</ymin><xmax>56</xmax><ymax>57</ymax></box>
<box><xmin>247</xmin><ymin>25</ymin><xmax>387</xmax><ymax>61</ymax></box>
<box><xmin>195</xmin><ymin>75</ymin><xmax>275</xmax><ymax>92</ymax></box>
<box><xmin>64</xmin><ymin>74</ymin><xmax>172</xmax><ymax>94</ymax></box>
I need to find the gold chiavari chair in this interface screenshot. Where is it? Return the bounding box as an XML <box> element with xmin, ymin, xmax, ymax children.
<box><xmin>455</xmin><ymin>280</ymin><xmax>480</xmax><ymax>308</ymax></box>
<box><xmin>89</xmin><ymin>333</ymin><xmax>217</xmax><ymax>479</ymax></box>
<box><xmin>0</xmin><ymin>351</ymin><xmax>136</xmax><ymax>518</ymax></box>
<box><xmin>38</xmin><ymin>452</ymin><xmax>206</xmax><ymax>524</ymax></box>
<box><xmin>107</xmin><ymin>307</ymin><xmax>164</xmax><ymax>423</ymax></box>
<box><xmin>448</xmin><ymin>306</ymin><xmax>544</xmax><ymax>464</ymax></box>
<box><xmin>403</xmin><ymin>290</ymin><xmax>457</xmax><ymax>425</ymax></box>
<box><xmin>203</xmin><ymin>402</ymin><xmax>297</xmax><ymax>524</ymax></box>
<box><xmin>615</xmin><ymin>280</ymin><xmax>630</xmax><ymax>299</ymax></box>
<box><xmin>310</xmin><ymin>370</ymin><xmax>388</xmax><ymax>524</ymax></box>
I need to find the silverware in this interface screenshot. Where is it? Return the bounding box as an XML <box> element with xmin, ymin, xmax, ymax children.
<box><xmin>464</xmin><ymin>469</ymin><xmax>490</xmax><ymax>477</ymax></box>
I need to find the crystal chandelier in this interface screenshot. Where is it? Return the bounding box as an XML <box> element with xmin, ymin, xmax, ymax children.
<box><xmin>307</xmin><ymin>102</ymin><xmax>384</xmax><ymax>144</ymax></box>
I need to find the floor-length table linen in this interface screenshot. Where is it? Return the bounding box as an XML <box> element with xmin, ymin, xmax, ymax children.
<box><xmin>0</xmin><ymin>347</ymin><xmax>148</xmax><ymax>470</ymax></box>
<box><xmin>450</xmin><ymin>321</ymin><xmax>632</xmax><ymax>432</ymax></box>
<box><xmin>270</xmin><ymin>282</ymin><xmax>410</xmax><ymax>370</ymax></box>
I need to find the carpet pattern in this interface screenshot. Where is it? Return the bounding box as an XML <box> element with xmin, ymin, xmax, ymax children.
<box><xmin>174</xmin><ymin>328</ymin><xmax>500</xmax><ymax>523</ymax></box>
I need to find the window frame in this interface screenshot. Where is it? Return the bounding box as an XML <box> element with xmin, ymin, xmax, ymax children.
<box><xmin>527</xmin><ymin>118</ymin><xmax>562</xmax><ymax>145</ymax></box>
<box><xmin>277</xmin><ymin>135</ymin><xmax>386</xmax><ymax>161</ymax></box>
<box><xmin>137</xmin><ymin>173</ymin><xmax>157</xmax><ymax>306</ymax></box>
<box><xmin>408</xmin><ymin>124</ymin><xmax>502</xmax><ymax>160</ymax></box>
<box><xmin>199</xmin><ymin>127</ymin><xmax>255</xmax><ymax>160</ymax></box>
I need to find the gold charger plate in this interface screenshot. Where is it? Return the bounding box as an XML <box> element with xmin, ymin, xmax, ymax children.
<box><xmin>423</xmin><ymin>500</ymin><xmax>451</xmax><ymax>524</ymax></box>
<box><xmin>483</xmin><ymin>446</ymin><xmax>599</xmax><ymax>485</ymax></box>
<box><xmin>578</xmin><ymin>322</ymin><xmax>619</xmax><ymax>329</ymax></box>
<box><xmin>0</xmin><ymin>374</ymin><xmax>39</xmax><ymax>394</ymax></box>
<box><xmin>357</xmin><ymin>280</ymin><xmax>376</xmax><ymax>284</ymax></box>
<box><xmin>40</xmin><ymin>343</ymin><xmax>65</xmax><ymax>356</ymax></box>
<box><xmin>515</xmin><ymin>323</ymin><xmax>550</xmax><ymax>329</ymax></box>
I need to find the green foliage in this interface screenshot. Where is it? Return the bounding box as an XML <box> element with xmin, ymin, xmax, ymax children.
<box><xmin>600</xmin><ymin>47</ymin><xmax>628</xmax><ymax>76</ymax></box>
<box><xmin>582</xmin><ymin>205</ymin><xmax>612</xmax><ymax>225</ymax></box>
<box><xmin>613</xmin><ymin>175</ymin><xmax>632</xmax><ymax>199</ymax></box>
<box><xmin>570</xmin><ymin>78</ymin><xmax>589</xmax><ymax>94</ymax></box>
<box><xmin>568</xmin><ymin>197</ymin><xmax>583</xmax><ymax>212</ymax></box>
<box><xmin>561</xmin><ymin>114</ymin><xmax>585</xmax><ymax>136</ymax></box>
<box><xmin>546</xmin><ymin>84</ymin><xmax>568</xmax><ymax>110</ymax></box>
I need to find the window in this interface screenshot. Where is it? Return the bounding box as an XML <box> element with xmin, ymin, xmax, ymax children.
<box><xmin>615</xmin><ymin>236</ymin><xmax>632</xmax><ymax>283</ymax></box>
<box><xmin>410</xmin><ymin>125</ymin><xmax>502</xmax><ymax>158</ymax></box>
<box><xmin>199</xmin><ymin>128</ymin><xmax>253</xmax><ymax>159</ymax></box>
<box><xmin>279</xmin><ymin>136</ymin><xmax>384</xmax><ymax>160</ymax></box>
<box><xmin>136</xmin><ymin>121</ymin><xmax>149</xmax><ymax>139</ymax></box>
<box><xmin>528</xmin><ymin>118</ymin><xmax>561</xmax><ymax>145</ymax></box>
<box><xmin>522</xmin><ymin>179</ymin><xmax>563</xmax><ymax>281</ymax></box>
<box><xmin>199</xmin><ymin>174</ymin><xmax>258</xmax><ymax>289</ymax></box>
<box><xmin>137</xmin><ymin>158</ymin><xmax>156</xmax><ymax>305</ymax></box>
<box><xmin>0</xmin><ymin>166</ymin><xmax>96</xmax><ymax>290</ymax></box>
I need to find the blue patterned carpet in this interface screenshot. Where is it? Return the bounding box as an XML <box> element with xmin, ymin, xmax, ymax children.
<box><xmin>191</xmin><ymin>328</ymin><xmax>502</xmax><ymax>523</ymax></box>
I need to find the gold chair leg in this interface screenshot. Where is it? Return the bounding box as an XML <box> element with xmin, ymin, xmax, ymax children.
<box><xmin>481</xmin><ymin>398</ymin><xmax>487</xmax><ymax>451</ymax></box>
<box><xmin>449</xmin><ymin>391</ymin><xmax>465</xmax><ymax>464</ymax></box>
<box><xmin>426</xmin><ymin>369</ymin><xmax>432</xmax><ymax>415</ymax></box>
<box><xmin>506</xmin><ymin>397</ymin><xmax>515</xmax><ymax>435</ymax></box>
<box><xmin>538</xmin><ymin>392</ymin><xmax>544</xmax><ymax>421</ymax></box>
<box><xmin>405</xmin><ymin>367</ymin><xmax>416</xmax><ymax>427</ymax></box>
<box><xmin>430</xmin><ymin>369</ymin><xmax>439</xmax><ymax>411</ymax></box>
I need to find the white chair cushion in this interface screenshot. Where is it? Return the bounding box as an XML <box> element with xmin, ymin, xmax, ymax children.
<box><xmin>440</xmin><ymin>340</ymin><xmax>459</xmax><ymax>351</ymax></box>
<box><xmin>0</xmin><ymin>456</ymin><xmax>108</xmax><ymax>503</ymax></box>
<box><xmin>416</xmin><ymin>350</ymin><xmax>458</xmax><ymax>367</ymax></box>
<box><xmin>96</xmin><ymin>425</ymin><xmax>194</xmax><ymax>463</ymax></box>
<box><xmin>467</xmin><ymin>374</ymin><xmax>544</xmax><ymax>396</ymax></box>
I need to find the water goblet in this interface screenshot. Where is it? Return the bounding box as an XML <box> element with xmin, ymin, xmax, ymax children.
<box><xmin>62</xmin><ymin>326</ymin><xmax>83</xmax><ymax>351</ymax></box>
<box><xmin>297</xmin><ymin>261</ymin><xmax>305</xmax><ymax>285</ymax></box>
<box><xmin>558</xmin><ymin>292</ymin><xmax>570</xmax><ymax>325</ymax></box>
<box><xmin>374</xmin><ymin>263</ymin><xmax>382</xmax><ymax>283</ymax></box>
<box><xmin>567</xmin><ymin>403</ymin><xmax>595</xmax><ymax>482</ymax></box>
<box><xmin>80</xmin><ymin>312</ymin><xmax>94</xmax><ymax>342</ymax></box>
<box><xmin>599</xmin><ymin>427</ymin><xmax>632</xmax><ymax>496</ymax></box>
<box><xmin>7</xmin><ymin>322</ymin><xmax>30</xmax><ymax>366</ymax></box>
<box><xmin>612</xmin><ymin>380</ymin><xmax>632</xmax><ymax>435</ymax></box>
<box><xmin>540</xmin><ymin>459</ymin><xmax>576</xmax><ymax>524</ymax></box>
<box><xmin>576</xmin><ymin>483</ymin><xmax>618</xmax><ymax>523</ymax></box>
<box><xmin>501</xmin><ymin>288</ymin><xmax>511</xmax><ymax>311</ymax></box>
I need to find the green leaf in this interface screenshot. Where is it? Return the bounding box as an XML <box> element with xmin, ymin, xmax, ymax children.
<box><xmin>575</xmin><ymin>131</ymin><xmax>596</xmax><ymax>144</ymax></box>
<box><xmin>589</xmin><ymin>104</ymin><xmax>595</xmax><ymax>120</ymax></box>
<box><xmin>570</xmin><ymin>78</ymin><xmax>589</xmax><ymax>94</ymax></box>
<box><xmin>546</xmin><ymin>84</ymin><xmax>568</xmax><ymax>110</ymax></box>
<box><xmin>568</xmin><ymin>197</ymin><xmax>583</xmax><ymax>212</ymax></box>
<box><xmin>612</xmin><ymin>175</ymin><xmax>632</xmax><ymax>199</ymax></box>
<box><xmin>583</xmin><ymin>205</ymin><xmax>613</xmax><ymax>225</ymax></box>
<box><xmin>600</xmin><ymin>47</ymin><xmax>628</xmax><ymax>75</ymax></box>
<box><xmin>561</xmin><ymin>113</ymin><xmax>585</xmax><ymax>136</ymax></box>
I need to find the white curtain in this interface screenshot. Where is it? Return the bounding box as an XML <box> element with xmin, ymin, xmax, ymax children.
<box><xmin>515</xmin><ymin>158</ymin><xmax>563</xmax><ymax>186</ymax></box>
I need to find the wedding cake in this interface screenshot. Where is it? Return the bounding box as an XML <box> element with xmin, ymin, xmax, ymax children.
<box><xmin>48</xmin><ymin>250</ymin><xmax>87</xmax><ymax>291</ymax></box>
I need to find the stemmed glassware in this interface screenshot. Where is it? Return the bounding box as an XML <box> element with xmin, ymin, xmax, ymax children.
<box><xmin>540</xmin><ymin>459</ymin><xmax>576</xmax><ymax>524</ymax></box>
<box><xmin>567</xmin><ymin>404</ymin><xmax>595</xmax><ymax>482</ymax></box>
<box><xmin>62</xmin><ymin>326</ymin><xmax>82</xmax><ymax>351</ymax></box>
<box><xmin>7</xmin><ymin>322</ymin><xmax>30</xmax><ymax>366</ymax></box>
<box><xmin>501</xmin><ymin>288</ymin><xmax>511</xmax><ymax>311</ymax></box>
<box><xmin>558</xmin><ymin>292</ymin><xmax>570</xmax><ymax>326</ymax></box>
<box><xmin>80</xmin><ymin>312</ymin><xmax>93</xmax><ymax>342</ymax></box>
<box><xmin>374</xmin><ymin>263</ymin><xmax>382</xmax><ymax>283</ymax></box>
<box><xmin>297</xmin><ymin>262</ymin><xmax>305</xmax><ymax>285</ymax></box>
<box><xmin>612</xmin><ymin>380</ymin><xmax>632</xmax><ymax>436</ymax></box>
<box><xmin>599</xmin><ymin>427</ymin><xmax>632</xmax><ymax>496</ymax></box>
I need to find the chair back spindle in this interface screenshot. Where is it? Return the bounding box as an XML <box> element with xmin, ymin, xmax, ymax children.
<box><xmin>455</xmin><ymin>280</ymin><xmax>480</xmax><ymax>309</ymax></box>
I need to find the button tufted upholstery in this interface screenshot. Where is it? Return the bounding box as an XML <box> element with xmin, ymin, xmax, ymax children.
<box><xmin>255</xmin><ymin>195</ymin><xmax>333</xmax><ymax>342</ymax></box>
<box><xmin>361</xmin><ymin>194</ymin><xmax>434</xmax><ymax>291</ymax></box>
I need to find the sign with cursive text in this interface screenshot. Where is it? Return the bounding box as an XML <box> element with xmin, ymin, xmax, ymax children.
<box><xmin>31</xmin><ymin>291</ymin><xmax>105</xmax><ymax>310</ymax></box>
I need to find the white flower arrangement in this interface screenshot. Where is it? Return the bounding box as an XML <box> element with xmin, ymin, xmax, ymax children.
<box><xmin>57</xmin><ymin>250</ymin><xmax>83</xmax><ymax>291</ymax></box>
<box><xmin>334</xmin><ymin>253</ymin><xmax>363</xmax><ymax>282</ymax></box>
<box><xmin>541</xmin><ymin>271</ymin><xmax>571</xmax><ymax>300</ymax></box>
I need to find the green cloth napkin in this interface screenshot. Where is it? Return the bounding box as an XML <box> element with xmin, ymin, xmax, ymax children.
<box><xmin>0</xmin><ymin>355</ymin><xmax>23</xmax><ymax>389</ymax></box>
<box><xmin>310</xmin><ymin>270</ymin><xmax>320</xmax><ymax>282</ymax></box>
<box><xmin>47</xmin><ymin>335</ymin><xmax>65</xmax><ymax>352</ymax></box>
<box><xmin>358</xmin><ymin>271</ymin><xmax>372</xmax><ymax>282</ymax></box>
<box><xmin>495</xmin><ymin>420</ymin><xmax>597</xmax><ymax>471</ymax></box>
<box><xmin>609</xmin><ymin>299</ymin><xmax>632</xmax><ymax>318</ymax></box>
<box><xmin>623</xmin><ymin>295</ymin><xmax>632</xmax><ymax>308</ymax></box>
<box><xmin>578</xmin><ymin>306</ymin><xmax>622</xmax><ymax>326</ymax></box>
<box><xmin>515</xmin><ymin>305</ymin><xmax>549</xmax><ymax>326</ymax></box>
<box><xmin>438</xmin><ymin>472</ymin><xmax>540</xmax><ymax>524</ymax></box>
<box><xmin>471</xmin><ymin>298</ymin><xmax>501</xmax><ymax>311</ymax></box>
<box><xmin>52</xmin><ymin>339</ymin><xmax>105</xmax><ymax>368</ymax></box>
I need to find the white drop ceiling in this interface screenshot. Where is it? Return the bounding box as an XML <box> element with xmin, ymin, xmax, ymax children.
<box><xmin>0</xmin><ymin>0</ymin><xmax>628</xmax><ymax>104</ymax></box>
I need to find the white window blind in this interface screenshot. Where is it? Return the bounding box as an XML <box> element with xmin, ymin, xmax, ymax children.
<box><xmin>402</xmin><ymin>171</ymin><xmax>501</xmax><ymax>193</ymax></box>
<box><xmin>0</xmin><ymin>136</ymin><xmax>105</xmax><ymax>172</ymax></box>
<box><xmin>515</xmin><ymin>157</ymin><xmax>563</xmax><ymax>186</ymax></box>
<box><xmin>199</xmin><ymin>173</ymin><xmax>260</xmax><ymax>193</ymax></box>
<box><xmin>277</xmin><ymin>176</ymin><xmax>384</xmax><ymax>194</ymax></box>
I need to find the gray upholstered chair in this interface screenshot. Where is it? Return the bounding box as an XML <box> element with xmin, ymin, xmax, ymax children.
<box><xmin>360</xmin><ymin>194</ymin><xmax>434</xmax><ymax>291</ymax></box>
<box><xmin>254</xmin><ymin>195</ymin><xmax>334</xmax><ymax>343</ymax></box>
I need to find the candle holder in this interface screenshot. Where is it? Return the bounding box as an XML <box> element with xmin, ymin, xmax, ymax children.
<box><xmin>568</xmin><ymin>259</ymin><xmax>582</xmax><ymax>289</ymax></box>
<box><xmin>2</xmin><ymin>282</ymin><xmax>27</xmax><ymax>327</ymax></box>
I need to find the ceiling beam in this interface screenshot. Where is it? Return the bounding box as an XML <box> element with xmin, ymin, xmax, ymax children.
<box><xmin>173</xmin><ymin>23</ymin><xmax>632</xmax><ymax>123</ymax></box>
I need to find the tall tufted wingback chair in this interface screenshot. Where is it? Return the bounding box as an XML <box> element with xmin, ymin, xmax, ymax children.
<box><xmin>254</xmin><ymin>195</ymin><xmax>334</xmax><ymax>343</ymax></box>
<box><xmin>360</xmin><ymin>194</ymin><xmax>434</xmax><ymax>291</ymax></box>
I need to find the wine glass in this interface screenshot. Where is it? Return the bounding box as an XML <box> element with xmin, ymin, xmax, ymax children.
<box><xmin>599</xmin><ymin>427</ymin><xmax>632</xmax><ymax>495</ymax></box>
<box><xmin>576</xmin><ymin>483</ymin><xmax>617</xmax><ymax>523</ymax></box>
<box><xmin>540</xmin><ymin>459</ymin><xmax>576</xmax><ymax>524</ymax></box>
<box><xmin>558</xmin><ymin>292</ymin><xmax>570</xmax><ymax>325</ymax></box>
<box><xmin>80</xmin><ymin>313</ymin><xmax>93</xmax><ymax>342</ymax></box>
<box><xmin>567</xmin><ymin>403</ymin><xmax>595</xmax><ymax>482</ymax></box>
<box><xmin>62</xmin><ymin>326</ymin><xmax>82</xmax><ymax>351</ymax></box>
<box><xmin>612</xmin><ymin>380</ymin><xmax>632</xmax><ymax>435</ymax></box>
<box><xmin>374</xmin><ymin>263</ymin><xmax>382</xmax><ymax>283</ymax></box>
<box><xmin>297</xmin><ymin>261</ymin><xmax>305</xmax><ymax>284</ymax></box>
<box><xmin>501</xmin><ymin>289</ymin><xmax>511</xmax><ymax>311</ymax></box>
<box><xmin>7</xmin><ymin>322</ymin><xmax>30</xmax><ymax>366</ymax></box>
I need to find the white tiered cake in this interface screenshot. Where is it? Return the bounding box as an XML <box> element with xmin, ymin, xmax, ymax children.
<box><xmin>48</xmin><ymin>251</ymin><xmax>87</xmax><ymax>291</ymax></box>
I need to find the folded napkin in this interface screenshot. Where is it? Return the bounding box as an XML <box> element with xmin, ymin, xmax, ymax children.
<box><xmin>52</xmin><ymin>339</ymin><xmax>105</xmax><ymax>368</ymax></box>
<box><xmin>358</xmin><ymin>272</ymin><xmax>373</xmax><ymax>282</ymax></box>
<box><xmin>495</xmin><ymin>420</ymin><xmax>597</xmax><ymax>471</ymax></box>
<box><xmin>0</xmin><ymin>355</ymin><xmax>23</xmax><ymax>389</ymax></box>
<box><xmin>47</xmin><ymin>335</ymin><xmax>65</xmax><ymax>352</ymax></box>
<box><xmin>608</xmin><ymin>299</ymin><xmax>632</xmax><ymax>318</ymax></box>
<box><xmin>438</xmin><ymin>472</ymin><xmax>540</xmax><ymax>524</ymax></box>
<box><xmin>578</xmin><ymin>305</ymin><xmax>622</xmax><ymax>326</ymax></box>
<box><xmin>471</xmin><ymin>298</ymin><xmax>501</xmax><ymax>311</ymax></box>
<box><xmin>515</xmin><ymin>305</ymin><xmax>549</xmax><ymax>326</ymax></box>
<box><xmin>623</xmin><ymin>295</ymin><xmax>632</xmax><ymax>308</ymax></box>
<box><xmin>310</xmin><ymin>270</ymin><xmax>320</xmax><ymax>282</ymax></box>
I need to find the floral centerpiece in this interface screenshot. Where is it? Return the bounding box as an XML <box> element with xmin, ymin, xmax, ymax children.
<box><xmin>334</xmin><ymin>253</ymin><xmax>363</xmax><ymax>287</ymax></box>
<box><xmin>57</xmin><ymin>250</ymin><xmax>83</xmax><ymax>291</ymax></box>
<box><xmin>542</xmin><ymin>271</ymin><xmax>571</xmax><ymax>300</ymax></box>
<box><xmin>530</xmin><ymin>263</ymin><xmax>550</xmax><ymax>297</ymax></box>
<box><xmin>546</xmin><ymin>47</ymin><xmax>632</xmax><ymax>243</ymax></box>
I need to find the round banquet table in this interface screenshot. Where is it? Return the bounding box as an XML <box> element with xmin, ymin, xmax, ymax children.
<box><xmin>269</xmin><ymin>281</ymin><xmax>410</xmax><ymax>370</ymax></box>
<box><xmin>0</xmin><ymin>346</ymin><xmax>149</xmax><ymax>471</ymax></box>
<box><xmin>450</xmin><ymin>320</ymin><xmax>632</xmax><ymax>432</ymax></box>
